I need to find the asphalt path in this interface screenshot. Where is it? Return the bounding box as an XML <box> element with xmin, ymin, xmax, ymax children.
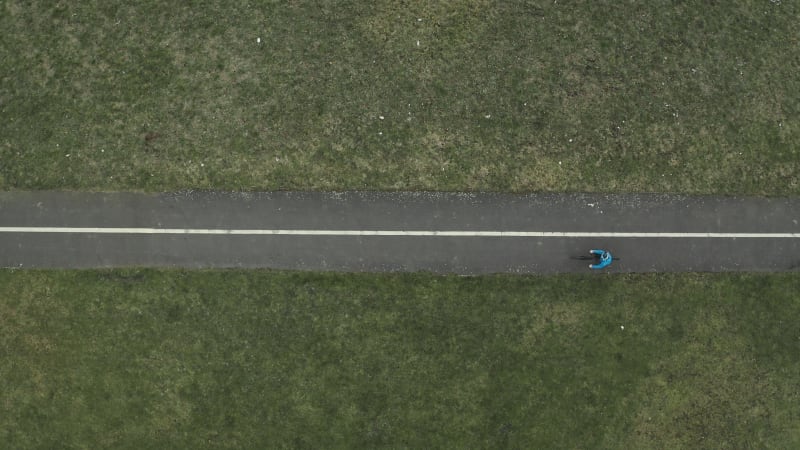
<box><xmin>1</xmin><ymin>191</ymin><xmax>799</xmax><ymax>273</ymax></box>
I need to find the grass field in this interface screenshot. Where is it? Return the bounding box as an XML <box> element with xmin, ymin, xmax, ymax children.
<box><xmin>2</xmin><ymin>1</ymin><xmax>798</xmax><ymax>194</ymax></box>
<box><xmin>3</xmin><ymin>2</ymin><xmax>800</xmax><ymax>447</ymax></box>
<box><xmin>2</xmin><ymin>270</ymin><xmax>799</xmax><ymax>448</ymax></box>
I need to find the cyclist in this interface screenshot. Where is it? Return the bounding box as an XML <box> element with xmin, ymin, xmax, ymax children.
<box><xmin>589</xmin><ymin>249</ymin><xmax>613</xmax><ymax>269</ymax></box>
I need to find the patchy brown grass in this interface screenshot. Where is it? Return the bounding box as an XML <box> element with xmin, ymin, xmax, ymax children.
<box><xmin>1</xmin><ymin>1</ymin><xmax>798</xmax><ymax>193</ymax></box>
<box><xmin>2</xmin><ymin>270</ymin><xmax>799</xmax><ymax>447</ymax></box>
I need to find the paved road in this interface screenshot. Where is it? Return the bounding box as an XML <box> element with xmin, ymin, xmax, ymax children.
<box><xmin>1</xmin><ymin>191</ymin><xmax>799</xmax><ymax>273</ymax></box>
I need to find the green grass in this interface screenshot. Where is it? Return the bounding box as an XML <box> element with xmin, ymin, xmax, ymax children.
<box><xmin>1</xmin><ymin>1</ymin><xmax>798</xmax><ymax>194</ymax></box>
<box><xmin>2</xmin><ymin>270</ymin><xmax>799</xmax><ymax>448</ymax></box>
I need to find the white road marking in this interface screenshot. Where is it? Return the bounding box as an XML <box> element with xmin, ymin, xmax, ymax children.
<box><xmin>0</xmin><ymin>227</ymin><xmax>798</xmax><ymax>238</ymax></box>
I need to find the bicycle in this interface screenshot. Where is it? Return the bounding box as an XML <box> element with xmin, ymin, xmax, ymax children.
<box><xmin>570</xmin><ymin>255</ymin><xmax>621</xmax><ymax>261</ymax></box>
<box><xmin>571</xmin><ymin>251</ymin><xmax>620</xmax><ymax>269</ymax></box>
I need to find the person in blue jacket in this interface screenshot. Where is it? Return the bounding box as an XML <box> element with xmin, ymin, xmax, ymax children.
<box><xmin>589</xmin><ymin>249</ymin><xmax>613</xmax><ymax>269</ymax></box>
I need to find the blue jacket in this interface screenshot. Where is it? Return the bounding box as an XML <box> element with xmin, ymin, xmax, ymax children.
<box><xmin>590</xmin><ymin>249</ymin><xmax>613</xmax><ymax>269</ymax></box>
